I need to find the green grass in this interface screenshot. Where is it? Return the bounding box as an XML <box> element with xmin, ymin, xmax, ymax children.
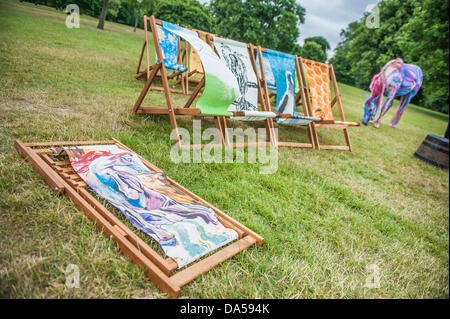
<box><xmin>0</xmin><ymin>1</ymin><xmax>448</xmax><ymax>298</ymax></box>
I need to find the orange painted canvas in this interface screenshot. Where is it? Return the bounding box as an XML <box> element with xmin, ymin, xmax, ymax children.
<box><xmin>303</xmin><ymin>59</ymin><xmax>333</xmax><ymax>120</ymax></box>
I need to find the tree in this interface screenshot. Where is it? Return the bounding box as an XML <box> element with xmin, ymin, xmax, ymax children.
<box><xmin>97</xmin><ymin>0</ymin><xmax>110</xmax><ymax>30</ymax></box>
<box><xmin>301</xmin><ymin>41</ymin><xmax>327</xmax><ymax>62</ymax></box>
<box><xmin>396</xmin><ymin>0</ymin><xmax>449</xmax><ymax>113</ymax></box>
<box><xmin>210</xmin><ymin>0</ymin><xmax>305</xmax><ymax>54</ymax></box>
<box><xmin>327</xmin><ymin>0</ymin><xmax>449</xmax><ymax>113</ymax></box>
<box><xmin>154</xmin><ymin>0</ymin><xmax>216</xmax><ymax>33</ymax></box>
<box><xmin>304</xmin><ymin>36</ymin><xmax>330</xmax><ymax>53</ymax></box>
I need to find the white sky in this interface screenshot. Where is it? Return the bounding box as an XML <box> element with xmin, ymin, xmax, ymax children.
<box><xmin>200</xmin><ymin>0</ymin><xmax>381</xmax><ymax>57</ymax></box>
<box><xmin>298</xmin><ymin>0</ymin><xmax>381</xmax><ymax>57</ymax></box>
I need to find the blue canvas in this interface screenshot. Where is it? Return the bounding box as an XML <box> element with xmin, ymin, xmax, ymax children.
<box><xmin>155</xmin><ymin>25</ymin><xmax>186</xmax><ymax>72</ymax></box>
<box><xmin>264</xmin><ymin>49</ymin><xmax>297</xmax><ymax>118</ymax></box>
<box><xmin>255</xmin><ymin>51</ymin><xmax>276</xmax><ymax>89</ymax></box>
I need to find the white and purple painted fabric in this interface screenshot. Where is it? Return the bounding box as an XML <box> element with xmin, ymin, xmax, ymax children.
<box><xmin>65</xmin><ymin>145</ymin><xmax>238</xmax><ymax>268</ymax></box>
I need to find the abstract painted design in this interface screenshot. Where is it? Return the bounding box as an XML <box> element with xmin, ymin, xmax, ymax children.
<box><xmin>214</xmin><ymin>37</ymin><xmax>258</xmax><ymax>113</ymax></box>
<box><xmin>155</xmin><ymin>25</ymin><xmax>186</xmax><ymax>72</ymax></box>
<box><xmin>163</xmin><ymin>21</ymin><xmax>239</xmax><ymax>116</ymax></box>
<box><xmin>302</xmin><ymin>59</ymin><xmax>333</xmax><ymax>120</ymax></box>
<box><xmin>362</xmin><ymin>57</ymin><xmax>423</xmax><ymax>128</ymax></box>
<box><xmin>65</xmin><ymin>145</ymin><xmax>238</xmax><ymax>268</ymax></box>
<box><xmin>264</xmin><ymin>49</ymin><xmax>297</xmax><ymax>121</ymax></box>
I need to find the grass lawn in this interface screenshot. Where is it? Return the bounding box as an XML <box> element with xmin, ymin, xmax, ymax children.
<box><xmin>0</xmin><ymin>0</ymin><xmax>448</xmax><ymax>298</ymax></box>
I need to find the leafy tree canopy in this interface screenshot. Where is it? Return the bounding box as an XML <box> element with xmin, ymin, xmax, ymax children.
<box><xmin>304</xmin><ymin>36</ymin><xmax>330</xmax><ymax>52</ymax></box>
<box><xmin>301</xmin><ymin>41</ymin><xmax>327</xmax><ymax>63</ymax></box>
<box><xmin>154</xmin><ymin>0</ymin><xmax>216</xmax><ymax>33</ymax></box>
<box><xmin>210</xmin><ymin>0</ymin><xmax>306</xmax><ymax>54</ymax></box>
<box><xmin>329</xmin><ymin>0</ymin><xmax>449</xmax><ymax>113</ymax></box>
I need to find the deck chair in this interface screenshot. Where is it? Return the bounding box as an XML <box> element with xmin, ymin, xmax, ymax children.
<box><xmin>298</xmin><ymin>57</ymin><xmax>360</xmax><ymax>151</ymax></box>
<box><xmin>15</xmin><ymin>139</ymin><xmax>263</xmax><ymax>298</ymax></box>
<box><xmin>136</xmin><ymin>16</ymin><xmax>188</xmax><ymax>94</ymax></box>
<box><xmin>174</xmin><ymin>29</ymin><xmax>218</xmax><ymax>94</ymax></box>
<box><xmin>255</xmin><ymin>47</ymin><xmax>322</xmax><ymax>148</ymax></box>
<box><xmin>133</xmin><ymin>17</ymin><xmax>274</xmax><ymax>149</ymax></box>
<box><xmin>212</xmin><ymin>37</ymin><xmax>278</xmax><ymax>145</ymax></box>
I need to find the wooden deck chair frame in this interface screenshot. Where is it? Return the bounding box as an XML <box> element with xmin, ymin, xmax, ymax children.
<box><xmin>205</xmin><ymin>36</ymin><xmax>277</xmax><ymax>147</ymax></box>
<box><xmin>254</xmin><ymin>46</ymin><xmax>318</xmax><ymax>149</ymax></box>
<box><xmin>173</xmin><ymin>28</ymin><xmax>218</xmax><ymax>94</ymax></box>
<box><xmin>15</xmin><ymin>138</ymin><xmax>264</xmax><ymax>298</ymax></box>
<box><xmin>135</xmin><ymin>15</ymin><xmax>188</xmax><ymax>94</ymax></box>
<box><xmin>133</xmin><ymin>16</ymin><xmax>275</xmax><ymax>149</ymax></box>
<box><xmin>297</xmin><ymin>57</ymin><xmax>360</xmax><ymax>151</ymax></box>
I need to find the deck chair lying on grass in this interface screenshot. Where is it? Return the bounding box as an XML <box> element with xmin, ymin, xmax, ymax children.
<box><xmin>15</xmin><ymin>139</ymin><xmax>263</xmax><ymax>298</ymax></box>
<box><xmin>298</xmin><ymin>57</ymin><xmax>360</xmax><ymax>151</ymax></box>
<box><xmin>255</xmin><ymin>47</ymin><xmax>322</xmax><ymax>148</ymax></box>
<box><xmin>133</xmin><ymin>16</ymin><xmax>275</xmax><ymax>149</ymax></box>
<box><xmin>136</xmin><ymin>16</ymin><xmax>188</xmax><ymax>94</ymax></box>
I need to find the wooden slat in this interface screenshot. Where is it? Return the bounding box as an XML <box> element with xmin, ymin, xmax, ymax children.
<box><xmin>277</xmin><ymin>142</ymin><xmax>314</xmax><ymax>148</ymax></box>
<box><xmin>15</xmin><ymin>140</ymin><xmax>65</xmax><ymax>194</ymax></box>
<box><xmin>217</xmin><ymin>216</ymin><xmax>245</xmax><ymax>238</ymax></box>
<box><xmin>133</xmin><ymin>63</ymin><xmax>161</xmax><ymax>113</ymax></box>
<box><xmin>25</xmin><ymin>140</ymin><xmax>115</xmax><ymax>147</ymax></box>
<box><xmin>319</xmin><ymin>145</ymin><xmax>351</xmax><ymax>151</ymax></box>
<box><xmin>136</xmin><ymin>107</ymin><xmax>204</xmax><ymax>116</ymax></box>
<box><xmin>171</xmin><ymin>236</ymin><xmax>257</xmax><ymax>287</ymax></box>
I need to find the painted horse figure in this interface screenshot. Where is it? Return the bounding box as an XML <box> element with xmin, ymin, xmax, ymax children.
<box><xmin>362</xmin><ymin>58</ymin><xmax>423</xmax><ymax>128</ymax></box>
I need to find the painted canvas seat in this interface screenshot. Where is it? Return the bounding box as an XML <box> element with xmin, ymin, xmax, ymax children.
<box><xmin>297</xmin><ymin>57</ymin><xmax>360</xmax><ymax>151</ymax></box>
<box><xmin>213</xmin><ymin>37</ymin><xmax>276</xmax><ymax>121</ymax></box>
<box><xmin>263</xmin><ymin>49</ymin><xmax>321</xmax><ymax>125</ymax></box>
<box><xmin>162</xmin><ymin>21</ymin><xmax>239</xmax><ymax>117</ymax></box>
<box><xmin>65</xmin><ymin>144</ymin><xmax>237</xmax><ymax>268</ymax></box>
<box><xmin>134</xmin><ymin>17</ymin><xmax>276</xmax><ymax>149</ymax></box>
<box><xmin>155</xmin><ymin>25</ymin><xmax>186</xmax><ymax>72</ymax></box>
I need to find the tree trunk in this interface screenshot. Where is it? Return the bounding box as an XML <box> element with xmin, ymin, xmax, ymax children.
<box><xmin>97</xmin><ymin>0</ymin><xmax>109</xmax><ymax>30</ymax></box>
<box><xmin>133</xmin><ymin>13</ymin><xmax>138</xmax><ymax>32</ymax></box>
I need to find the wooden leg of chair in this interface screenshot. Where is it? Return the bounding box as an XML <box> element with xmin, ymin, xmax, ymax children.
<box><xmin>311</xmin><ymin>123</ymin><xmax>320</xmax><ymax>150</ymax></box>
<box><xmin>306</xmin><ymin>123</ymin><xmax>315</xmax><ymax>149</ymax></box>
<box><xmin>214</xmin><ymin>117</ymin><xmax>225</xmax><ymax>146</ymax></box>
<box><xmin>343</xmin><ymin>128</ymin><xmax>352</xmax><ymax>152</ymax></box>
<box><xmin>221</xmin><ymin>117</ymin><xmax>230</xmax><ymax>147</ymax></box>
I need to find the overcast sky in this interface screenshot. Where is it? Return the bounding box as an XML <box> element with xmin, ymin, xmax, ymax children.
<box><xmin>199</xmin><ymin>0</ymin><xmax>380</xmax><ymax>57</ymax></box>
<box><xmin>298</xmin><ymin>0</ymin><xmax>381</xmax><ymax>57</ymax></box>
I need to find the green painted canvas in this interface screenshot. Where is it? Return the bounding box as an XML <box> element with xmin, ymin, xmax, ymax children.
<box><xmin>162</xmin><ymin>21</ymin><xmax>238</xmax><ymax>116</ymax></box>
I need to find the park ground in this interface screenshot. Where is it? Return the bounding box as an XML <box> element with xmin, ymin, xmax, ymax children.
<box><xmin>0</xmin><ymin>0</ymin><xmax>448</xmax><ymax>298</ymax></box>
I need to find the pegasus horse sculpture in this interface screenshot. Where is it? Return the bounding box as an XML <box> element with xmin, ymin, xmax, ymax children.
<box><xmin>362</xmin><ymin>58</ymin><xmax>423</xmax><ymax>128</ymax></box>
